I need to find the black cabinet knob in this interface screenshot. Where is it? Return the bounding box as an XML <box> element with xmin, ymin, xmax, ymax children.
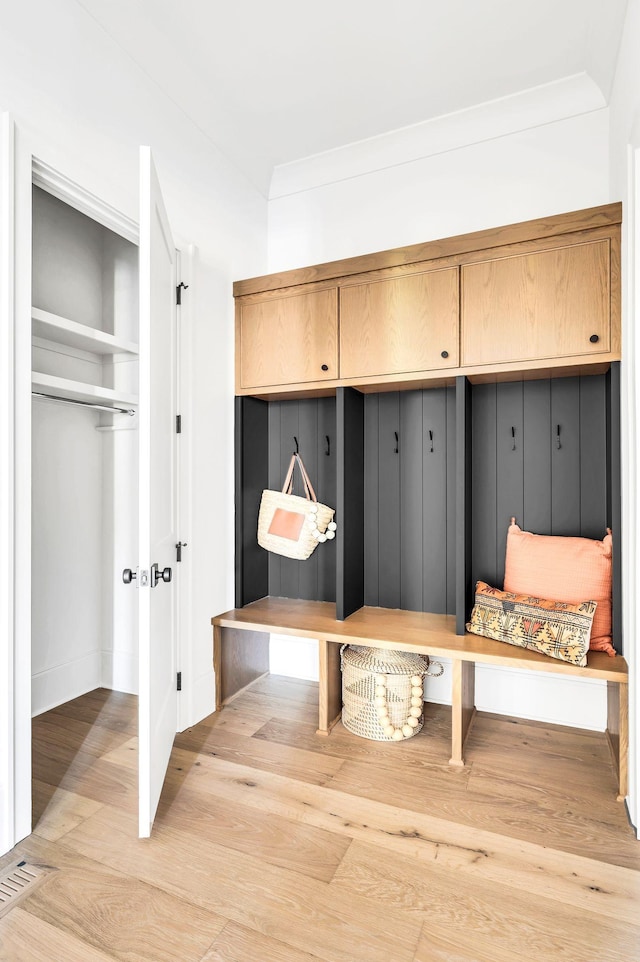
<box><xmin>589</xmin><ymin>334</ymin><xmax>600</xmax><ymax>344</ymax></box>
<box><xmin>321</xmin><ymin>364</ymin><xmax>329</xmax><ymax>371</ymax></box>
<box><xmin>441</xmin><ymin>350</ymin><xmax>449</xmax><ymax>359</ymax></box>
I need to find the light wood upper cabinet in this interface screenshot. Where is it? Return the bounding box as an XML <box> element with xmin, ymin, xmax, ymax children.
<box><xmin>461</xmin><ymin>240</ymin><xmax>611</xmax><ymax>367</ymax></box>
<box><xmin>238</xmin><ymin>287</ymin><xmax>338</xmax><ymax>389</ymax></box>
<box><xmin>339</xmin><ymin>268</ymin><xmax>459</xmax><ymax>379</ymax></box>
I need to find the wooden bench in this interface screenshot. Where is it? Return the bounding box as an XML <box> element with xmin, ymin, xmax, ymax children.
<box><xmin>211</xmin><ymin>597</ymin><xmax>629</xmax><ymax>799</ymax></box>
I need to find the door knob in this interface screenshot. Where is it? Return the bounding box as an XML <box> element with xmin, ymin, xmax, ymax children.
<box><xmin>151</xmin><ymin>563</ymin><xmax>172</xmax><ymax>587</ymax></box>
<box><xmin>122</xmin><ymin>568</ymin><xmax>136</xmax><ymax>584</ymax></box>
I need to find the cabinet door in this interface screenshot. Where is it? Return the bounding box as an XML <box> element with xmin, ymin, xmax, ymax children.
<box><xmin>239</xmin><ymin>288</ymin><xmax>338</xmax><ymax>388</ymax></box>
<box><xmin>339</xmin><ymin>268</ymin><xmax>459</xmax><ymax>379</ymax></box>
<box><xmin>461</xmin><ymin>241</ymin><xmax>610</xmax><ymax>367</ymax></box>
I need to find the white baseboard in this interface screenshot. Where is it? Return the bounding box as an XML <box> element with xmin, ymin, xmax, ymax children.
<box><xmin>101</xmin><ymin>649</ymin><xmax>138</xmax><ymax>695</ymax></box>
<box><xmin>269</xmin><ymin>634</ymin><xmax>320</xmax><ymax>680</ymax></box>
<box><xmin>32</xmin><ymin>650</ymin><xmax>101</xmax><ymax>716</ymax></box>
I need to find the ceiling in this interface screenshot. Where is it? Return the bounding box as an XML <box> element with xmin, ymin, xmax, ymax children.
<box><xmin>77</xmin><ymin>0</ymin><xmax>628</xmax><ymax>196</ymax></box>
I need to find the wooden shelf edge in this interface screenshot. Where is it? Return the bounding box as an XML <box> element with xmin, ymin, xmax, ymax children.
<box><xmin>235</xmin><ymin>357</ymin><xmax>617</xmax><ymax>399</ymax></box>
<box><xmin>212</xmin><ymin>599</ymin><xmax>628</xmax><ymax>684</ymax></box>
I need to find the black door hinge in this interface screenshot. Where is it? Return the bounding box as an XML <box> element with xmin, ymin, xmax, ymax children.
<box><xmin>176</xmin><ymin>541</ymin><xmax>188</xmax><ymax>562</ymax></box>
<box><xmin>176</xmin><ymin>414</ymin><xmax>182</xmax><ymax>434</ymax></box>
<box><xmin>177</xmin><ymin>671</ymin><xmax>182</xmax><ymax>692</ymax></box>
<box><xmin>176</xmin><ymin>281</ymin><xmax>189</xmax><ymax>305</ymax></box>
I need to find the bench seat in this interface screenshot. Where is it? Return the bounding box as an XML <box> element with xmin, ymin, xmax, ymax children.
<box><xmin>212</xmin><ymin>597</ymin><xmax>628</xmax><ymax>799</ymax></box>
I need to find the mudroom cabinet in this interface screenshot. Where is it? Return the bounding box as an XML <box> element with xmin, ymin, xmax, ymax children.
<box><xmin>214</xmin><ymin>203</ymin><xmax>627</xmax><ymax>793</ymax></box>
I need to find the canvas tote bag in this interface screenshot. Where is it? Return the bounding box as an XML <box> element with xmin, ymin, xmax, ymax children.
<box><xmin>257</xmin><ymin>453</ymin><xmax>336</xmax><ymax>560</ymax></box>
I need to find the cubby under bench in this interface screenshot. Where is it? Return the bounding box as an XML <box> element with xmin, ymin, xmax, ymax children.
<box><xmin>211</xmin><ymin>597</ymin><xmax>629</xmax><ymax>800</ymax></box>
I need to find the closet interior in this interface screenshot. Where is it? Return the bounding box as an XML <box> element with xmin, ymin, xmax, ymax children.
<box><xmin>31</xmin><ymin>185</ymin><xmax>140</xmax><ymax>720</ymax></box>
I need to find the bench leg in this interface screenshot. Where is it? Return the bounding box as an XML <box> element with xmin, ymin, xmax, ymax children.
<box><xmin>317</xmin><ymin>638</ymin><xmax>342</xmax><ymax>736</ymax></box>
<box><xmin>606</xmin><ymin>680</ymin><xmax>628</xmax><ymax>801</ymax></box>
<box><xmin>213</xmin><ymin>624</ymin><xmax>222</xmax><ymax>712</ymax></box>
<box><xmin>450</xmin><ymin>659</ymin><xmax>476</xmax><ymax>767</ymax></box>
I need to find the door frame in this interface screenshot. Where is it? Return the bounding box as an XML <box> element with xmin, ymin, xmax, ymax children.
<box><xmin>1</xmin><ymin>133</ymin><xmax>194</xmax><ymax>854</ymax></box>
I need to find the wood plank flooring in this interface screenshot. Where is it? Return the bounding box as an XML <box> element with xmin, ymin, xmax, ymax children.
<box><xmin>1</xmin><ymin>679</ymin><xmax>638</xmax><ymax>961</ymax></box>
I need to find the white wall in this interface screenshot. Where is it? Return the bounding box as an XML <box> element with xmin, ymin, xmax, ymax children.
<box><xmin>268</xmin><ymin>77</ymin><xmax>609</xmax><ymax>270</ymax></box>
<box><xmin>267</xmin><ymin>83</ymin><xmax>613</xmax><ymax>733</ymax></box>
<box><xmin>609</xmin><ymin>0</ymin><xmax>640</xmax><ymax>831</ymax></box>
<box><xmin>0</xmin><ymin>0</ymin><xmax>267</xmax><ymax>737</ymax></box>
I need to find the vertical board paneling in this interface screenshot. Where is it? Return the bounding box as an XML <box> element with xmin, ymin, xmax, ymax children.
<box><xmin>400</xmin><ymin>392</ymin><xmax>423</xmax><ymax>610</ymax></box>
<box><xmin>422</xmin><ymin>390</ymin><xmax>448</xmax><ymax>613</ymax></box>
<box><xmin>317</xmin><ymin>398</ymin><xmax>337</xmax><ymax>602</ymax></box>
<box><xmin>446</xmin><ymin>387</ymin><xmax>457</xmax><ymax>615</ymax></box>
<box><xmin>265</xmin><ymin>399</ymin><xmax>337</xmax><ymax>604</ymax></box>
<box><xmin>364</xmin><ymin>395</ymin><xmax>379</xmax><ymax>606</ymax></box>
<box><xmin>297</xmin><ymin>400</ymin><xmax>319</xmax><ymax>600</ymax></box>
<box><xmin>551</xmin><ymin>378</ymin><xmax>581</xmax><ymax>535</ymax></box>
<box><xmin>337</xmin><ymin>388</ymin><xmax>364</xmax><ymax>620</ymax></box>
<box><xmin>496</xmin><ymin>382</ymin><xmax>524</xmax><ymax>586</ymax></box>
<box><xmin>471</xmin><ymin>383</ymin><xmax>498</xmax><ymax>589</ymax></box>
<box><xmin>579</xmin><ymin>375</ymin><xmax>607</xmax><ymax>538</ymax></box>
<box><xmin>523</xmin><ymin>380</ymin><xmax>552</xmax><ymax>534</ymax></box>
<box><xmin>607</xmin><ymin>364</ymin><xmax>622</xmax><ymax>653</ymax></box>
<box><xmin>277</xmin><ymin>403</ymin><xmax>301</xmax><ymax>598</ymax></box>
<box><xmin>235</xmin><ymin>397</ymin><xmax>269</xmax><ymax>607</ymax></box>
<box><xmin>268</xmin><ymin>402</ymin><xmax>282</xmax><ymax>597</ymax></box>
<box><xmin>377</xmin><ymin>393</ymin><xmax>401</xmax><ymax>608</ymax></box>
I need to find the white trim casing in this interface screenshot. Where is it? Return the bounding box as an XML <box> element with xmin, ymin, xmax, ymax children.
<box><xmin>0</xmin><ymin>113</ymin><xmax>17</xmax><ymax>855</ymax></box>
<box><xmin>175</xmin><ymin>244</ymin><xmax>199</xmax><ymax>732</ymax></box>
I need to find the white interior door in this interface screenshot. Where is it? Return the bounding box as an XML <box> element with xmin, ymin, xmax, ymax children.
<box><xmin>138</xmin><ymin>146</ymin><xmax>178</xmax><ymax>838</ymax></box>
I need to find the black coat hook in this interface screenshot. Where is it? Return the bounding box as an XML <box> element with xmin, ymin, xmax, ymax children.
<box><xmin>394</xmin><ymin>431</ymin><xmax>399</xmax><ymax>454</ymax></box>
<box><xmin>325</xmin><ymin>435</ymin><xmax>330</xmax><ymax>456</ymax></box>
<box><xmin>429</xmin><ymin>429</ymin><xmax>434</xmax><ymax>453</ymax></box>
<box><xmin>556</xmin><ymin>425</ymin><xmax>561</xmax><ymax>450</ymax></box>
<box><xmin>511</xmin><ymin>426</ymin><xmax>516</xmax><ymax>451</ymax></box>
<box><xmin>293</xmin><ymin>436</ymin><xmax>299</xmax><ymax>454</ymax></box>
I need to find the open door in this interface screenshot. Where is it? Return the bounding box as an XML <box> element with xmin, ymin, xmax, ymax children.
<box><xmin>137</xmin><ymin>146</ymin><xmax>178</xmax><ymax>837</ymax></box>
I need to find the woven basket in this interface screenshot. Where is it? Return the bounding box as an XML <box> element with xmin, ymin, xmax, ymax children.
<box><xmin>341</xmin><ymin>645</ymin><xmax>443</xmax><ymax>741</ymax></box>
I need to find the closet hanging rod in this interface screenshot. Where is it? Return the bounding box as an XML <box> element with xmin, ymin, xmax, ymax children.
<box><xmin>32</xmin><ymin>391</ymin><xmax>136</xmax><ymax>416</ymax></box>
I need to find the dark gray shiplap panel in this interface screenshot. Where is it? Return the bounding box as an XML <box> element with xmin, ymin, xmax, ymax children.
<box><xmin>317</xmin><ymin>398</ymin><xmax>337</xmax><ymax>602</ymax></box>
<box><xmin>607</xmin><ymin>364</ymin><xmax>622</xmax><ymax>653</ymax></box>
<box><xmin>377</xmin><ymin>393</ymin><xmax>401</xmax><ymax>608</ymax></box>
<box><xmin>364</xmin><ymin>395</ymin><xmax>380</xmax><ymax>606</ymax></box>
<box><xmin>422</xmin><ymin>389</ymin><xmax>448</xmax><ymax>613</ymax></box>
<box><xmin>523</xmin><ymin>380</ymin><xmax>551</xmax><ymax>534</ymax></box>
<box><xmin>277</xmin><ymin>402</ymin><xmax>301</xmax><ymax>598</ymax></box>
<box><xmin>400</xmin><ymin>391</ymin><xmax>423</xmax><ymax>611</ymax></box>
<box><xmin>337</xmin><ymin>388</ymin><xmax>364</xmax><ymax>620</ymax></box>
<box><xmin>579</xmin><ymin>375</ymin><xmax>607</xmax><ymax>539</ymax></box>
<box><xmin>496</xmin><ymin>382</ymin><xmax>524</xmax><ymax>586</ymax></box>
<box><xmin>267</xmin><ymin>402</ymin><xmax>283</xmax><ymax>597</ymax></box>
<box><xmin>297</xmin><ymin>400</ymin><xmax>319</xmax><ymax>600</ymax></box>
<box><xmin>471</xmin><ymin>383</ymin><xmax>498</xmax><ymax>591</ymax></box>
<box><xmin>457</xmin><ymin>377</ymin><xmax>473</xmax><ymax>633</ymax></box>
<box><xmin>235</xmin><ymin>397</ymin><xmax>269</xmax><ymax>607</ymax></box>
<box><xmin>446</xmin><ymin>386</ymin><xmax>457</xmax><ymax>615</ymax></box>
<box><xmin>551</xmin><ymin>378</ymin><xmax>581</xmax><ymax>535</ymax></box>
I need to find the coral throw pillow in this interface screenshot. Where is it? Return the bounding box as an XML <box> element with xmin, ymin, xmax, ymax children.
<box><xmin>466</xmin><ymin>581</ymin><xmax>596</xmax><ymax>667</ymax></box>
<box><xmin>504</xmin><ymin>519</ymin><xmax>614</xmax><ymax>656</ymax></box>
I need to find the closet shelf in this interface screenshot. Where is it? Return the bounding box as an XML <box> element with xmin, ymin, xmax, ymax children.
<box><xmin>31</xmin><ymin>371</ymin><xmax>138</xmax><ymax>409</ymax></box>
<box><xmin>32</xmin><ymin>307</ymin><xmax>139</xmax><ymax>356</ymax></box>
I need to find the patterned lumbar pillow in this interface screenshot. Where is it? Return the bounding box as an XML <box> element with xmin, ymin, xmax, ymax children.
<box><xmin>466</xmin><ymin>581</ymin><xmax>597</xmax><ymax>667</ymax></box>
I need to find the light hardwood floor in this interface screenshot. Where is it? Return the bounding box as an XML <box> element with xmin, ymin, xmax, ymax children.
<box><xmin>1</xmin><ymin>679</ymin><xmax>639</xmax><ymax>961</ymax></box>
